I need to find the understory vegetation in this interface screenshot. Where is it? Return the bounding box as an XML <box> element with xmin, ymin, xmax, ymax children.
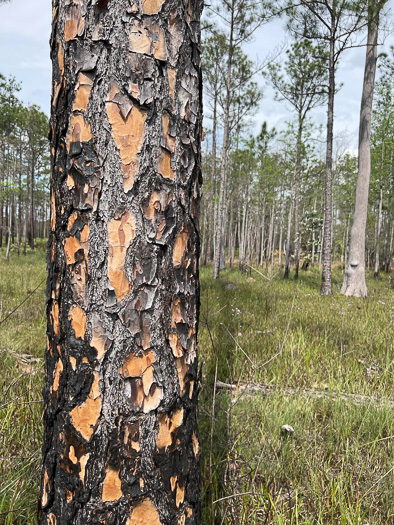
<box><xmin>0</xmin><ymin>250</ymin><xmax>393</xmax><ymax>523</ymax></box>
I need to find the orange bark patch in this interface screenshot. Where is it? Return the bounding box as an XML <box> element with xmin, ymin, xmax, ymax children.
<box><xmin>90</xmin><ymin>318</ymin><xmax>107</xmax><ymax>360</ymax></box>
<box><xmin>50</xmin><ymin>192</ymin><xmax>56</xmax><ymax>232</ymax></box>
<box><xmin>51</xmin><ymin>301</ymin><xmax>60</xmax><ymax>337</ymax></box>
<box><xmin>68</xmin><ymin>305</ymin><xmax>86</xmax><ymax>339</ymax></box>
<box><xmin>129</xmin><ymin>20</ymin><xmax>152</xmax><ymax>55</ymax></box>
<box><xmin>67</xmin><ymin>114</ymin><xmax>92</xmax><ymax>152</ymax></box>
<box><xmin>122</xmin><ymin>350</ymin><xmax>155</xmax><ymax>378</ymax></box>
<box><xmin>176</xmin><ymin>357</ymin><xmax>189</xmax><ymax>397</ymax></box>
<box><xmin>64</xmin><ymin>0</ymin><xmax>85</xmax><ymax>41</ymax></box>
<box><xmin>143</xmin><ymin>383</ymin><xmax>163</xmax><ymax>413</ymax></box>
<box><xmin>169</xmin><ymin>333</ymin><xmax>183</xmax><ymax>358</ymax></box>
<box><xmin>108</xmin><ymin>211</ymin><xmax>136</xmax><ymax>302</ymax></box>
<box><xmin>69</xmin><ymin>445</ymin><xmax>78</xmax><ymax>465</ymax></box>
<box><xmin>73</xmin><ymin>73</ymin><xmax>93</xmax><ymax>112</ymax></box>
<box><xmin>47</xmin><ymin>514</ymin><xmax>57</xmax><ymax>525</ymax></box>
<box><xmin>106</xmin><ymin>83</ymin><xmax>146</xmax><ymax>192</ymax></box>
<box><xmin>192</xmin><ymin>432</ymin><xmax>199</xmax><ymax>457</ymax></box>
<box><xmin>170</xmin><ymin>476</ymin><xmax>177</xmax><ymax>491</ymax></box>
<box><xmin>79</xmin><ymin>453</ymin><xmax>90</xmax><ymax>484</ymax></box>
<box><xmin>176</xmin><ymin>484</ymin><xmax>185</xmax><ymax>507</ymax></box>
<box><xmin>70</xmin><ymin>372</ymin><xmax>102</xmax><ymax>441</ymax></box>
<box><xmin>158</xmin><ymin>148</ymin><xmax>174</xmax><ymax>180</ymax></box>
<box><xmin>129</xmin><ymin>20</ymin><xmax>166</xmax><ymax>61</ymax></box>
<box><xmin>42</xmin><ymin>468</ymin><xmax>50</xmax><ymax>507</ymax></box>
<box><xmin>102</xmin><ymin>467</ymin><xmax>122</xmax><ymax>502</ymax></box>
<box><xmin>64</xmin><ymin>223</ymin><xmax>89</xmax><ymax>265</ymax></box>
<box><xmin>171</xmin><ymin>298</ymin><xmax>184</xmax><ymax>328</ymax></box>
<box><xmin>127</xmin><ymin>499</ymin><xmax>162</xmax><ymax>525</ymax></box>
<box><xmin>53</xmin><ymin>359</ymin><xmax>63</xmax><ymax>392</ymax></box>
<box><xmin>156</xmin><ymin>408</ymin><xmax>184</xmax><ymax>450</ymax></box>
<box><xmin>70</xmin><ymin>356</ymin><xmax>77</xmax><ymax>370</ymax></box>
<box><xmin>173</xmin><ymin>228</ymin><xmax>189</xmax><ymax>267</ymax></box>
<box><xmin>142</xmin><ymin>0</ymin><xmax>165</xmax><ymax>15</ymax></box>
<box><xmin>168</xmin><ymin>69</ymin><xmax>176</xmax><ymax>102</ymax></box>
<box><xmin>67</xmin><ymin>174</ymin><xmax>75</xmax><ymax>190</ymax></box>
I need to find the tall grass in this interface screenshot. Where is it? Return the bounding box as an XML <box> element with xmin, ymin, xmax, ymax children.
<box><xmin>0</xmin><ymin>252</ymin><xmax>393</xmax><ymax>523</ymax></box>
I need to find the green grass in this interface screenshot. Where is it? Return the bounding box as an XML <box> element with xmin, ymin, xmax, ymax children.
<box><xmin>0</xmin><ymin>247</ymin><xmax>45</xmax><ymax>524</ymax></box>
<box><xmin>0</xmin><ymin>251</ymin><xmax>393</xmax><ymax>523</ymax></box>
<box><xmin>199</xmin><ymin>264</ymin><xmax>394</xmax><ymax>524</ymax></box>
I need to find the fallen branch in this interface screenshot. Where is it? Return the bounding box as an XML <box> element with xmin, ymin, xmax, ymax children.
<box><xmin>216</xmin><ymin>380</ymin><xmax>394</xmax><ymax>407</ymax></box>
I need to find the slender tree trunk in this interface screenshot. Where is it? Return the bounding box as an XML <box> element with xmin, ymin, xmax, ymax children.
<box><xmin>294</xmin><ymin>121</ymin><xmax>303</xmax><ymax>280</ymax></box>
<box><xmin>342</xmin><ymin>3</ymin><xmax>379</xmax><ymax>296</ymax></box>
<box><xmin>213</xmin><ymin>1</ymin><xmax>234</xmax><ymax>280</ymax></box>
<box><xmin>28</xmin><ymin>156</ymin><xmax>35</xmax><ymax>249</ymax></box>
<box><xmin>321</xmin><ymin>21</ymin><xmax>336</xmax><ymax>296</ymax></box>
<box><xmin>284</xmin><ymin>198</ymin><xmax>293</xmax><ymax>279</ymax></box>
<box><xmin>374</xmin><ymin>181</ymin><xmax>383</xmax><ymax>278</ymax></box>
<box><xmin>41</xmin><ymin>1</ymin><xmax>203</xmax><ymax>523</ymax></box>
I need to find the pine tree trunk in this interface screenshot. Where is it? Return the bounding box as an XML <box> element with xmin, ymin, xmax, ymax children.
<box><xmin>342</xmin><ymin>2</ymin><xmax>379</xmax><ymax>297</ymax></box>
<box><xmin>321</xmin><ymin>21</ymin><xmax>335</xmax><ymax>296</ymax></box>
<box><xmin>41</xmin><ymin>1</ymin><xmax>203</xmax><ymax>523</ymax></box>
<box><xmin>374</xmin><ymin>181</ymin><xmax>383</xmax><ymax>278</ymax></box>
<box><xmin>294</xmin><ymin>122</ymin><xmax>303</xmax><ymax>280</ymax></box>
<box><xmin>213</xmin><ymin>2</ymin><xmax>233</xmax><ymax>280</ymax></box>
<box><xmin>28</xmin><ymin>155</ymin><xmax>35</xmax><ymax>249</ymax></box>
<box><xmin>284</xmin><ymin>198</ymin><xmax>293</xmax><ymax>279</ymax></box>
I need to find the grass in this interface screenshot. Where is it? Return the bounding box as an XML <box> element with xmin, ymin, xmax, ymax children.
<box><xmin>0</xmin><ymin>247</ymin><xmax>46</xmax><ymax>524</ymax></box>
<box><xmin>0</xmin><ymin>250</ymin><xmax>393</xmax><ymax>523</ymax></box>
<box><xmin>199</xmin><ymin>264</ymin><xmax>394</xmax><ymax>524</ymax></box>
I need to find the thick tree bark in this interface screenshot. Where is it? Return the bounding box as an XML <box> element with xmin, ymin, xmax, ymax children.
<box><xmin>41</xmin><ymin>1</ymin><xmax>203</xmax><ymax>524</ymax></box>
<box><xmin>342</xmin><ymin>2</ymin><xmax>379</xmax><ymax>297</ymax></box>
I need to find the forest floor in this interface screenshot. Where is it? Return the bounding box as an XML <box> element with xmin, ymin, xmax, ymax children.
<box><xmin>0</xmin><ymin>249</ymin><xmax>393</xmax><ymax>524</ymax></box>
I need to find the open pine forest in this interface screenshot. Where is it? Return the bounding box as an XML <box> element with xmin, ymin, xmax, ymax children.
<box><xmin>0</xmin><ymin>0</ymin><xmax>394</xmax><ymax>523</ymax></box>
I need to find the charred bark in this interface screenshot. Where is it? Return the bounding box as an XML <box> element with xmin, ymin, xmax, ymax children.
<box><xmin>41</xmin><ymin>1</ymin><xmax>203</xmax><ymax>524</ymax></box>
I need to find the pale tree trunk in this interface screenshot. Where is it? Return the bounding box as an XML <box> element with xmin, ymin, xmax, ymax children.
<box><xmin>294</xmin><ymin>122</ymin><xmax>303</xmax><ymax>279</ymax></box>
<box><xmin>374</xmin><ymin>181</ymin><xmax>383</xmax><ymax>278</ymax></box>
<box><xmin>259</xmin><ymin>196</ymin><xmax>266</xmax><ymax>266</ymax></box>
<box><xmin>213</xmin><ymin>1</ymin><xmax>234</xmax><ymax>280</ymax></box>
<box><xmin>28</xmin><ymin>155</ymin><xmax>35</xmax><ymax>249</ymax></box>
<box><xmin>382</xmin><ymin>150</ymin><xmax>392</xmax><ymax>272</ymax></box>
<box><xmin>321</xmin><ymin>19</ymin><xmax>335</xmax><ymax>296</ymax></box>
<box><xmin>284</xmin><ymin>198</ymin><xmax>293</xmax><ymax>279</ymax></box>
<box><xmin>266</xmin><ymin>204</ymin><xmax>275</xmax><ymax>271</ymax></box>
<box><xmin>342</xmin><ymin>3</ymin><xmax>379</xmax><ymax>297</ymax></box>
<box><xmin>41</xmin><ymin>1</ymin><xmax>203</xmax><ymax>523</ymax></box>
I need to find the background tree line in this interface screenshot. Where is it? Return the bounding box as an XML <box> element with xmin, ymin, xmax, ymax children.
<box><xmin>0</xmin><ymin>74</ymin><xmax>49</xmax><ymax>259</ymax></box>
<box><xmin>201</xmin><ymin>0</ymin><xmax>393</xmax><ymax>297</ymax></box>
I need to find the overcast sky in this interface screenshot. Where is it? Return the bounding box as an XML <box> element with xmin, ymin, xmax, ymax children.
<box><xmin>1</xmin><ymin>0</ymin><xmax>394</xmax><ymax>151</ymax></box>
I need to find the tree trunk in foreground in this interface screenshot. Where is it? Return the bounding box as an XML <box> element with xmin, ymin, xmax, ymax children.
<box><xmin>41</xmin><ymin>1</ymin><xmax>203</xmax><ymax>523</ymax></box>
<box><xmin>342</xmin><ymin>3</ymin><xmax>379</xmax><ymax>297</ymax></box>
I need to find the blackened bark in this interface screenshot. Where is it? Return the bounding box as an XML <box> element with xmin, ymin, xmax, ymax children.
<box><xmin>41</xmin><ymin>1</ymin><xmax>203</xmax><ymax>524</ymax></box>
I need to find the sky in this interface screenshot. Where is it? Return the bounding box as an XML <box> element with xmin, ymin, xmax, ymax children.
<box><xmin>1</xmin><ymin>0</ymin><xmax>394</xmax><ymax>152</ymax></box>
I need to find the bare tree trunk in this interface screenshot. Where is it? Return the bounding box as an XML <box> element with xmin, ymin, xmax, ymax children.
<box><xmin>41</xmin><ymin>1</ymin><xmax>203</xmax><ymax>522</ymax></box>
<box><xmin>294</xmin><ymin>122</ymin><xmax>303</xmax><ymax>280</ymax></box>
<box><xmin>213</xmin><ymin>1</ymin><xmax>234</xmax><ymax>280</ymax></box>
<box><xmin>321</xmin><ymin>20</ymin><xmax>335</xmax><ymax>296</ymax></box>
<box><xmin>342</xmin><ymin>3</ymin><xmax>379</xmax><ymax>297</ymax></box>
<box><xmin>374</xmin><ymin>181</ymin><xmax>383</xmax><ymax>278</ymax></box>
<box><xmin>28</xmin><ymin>155</ymin><xmax>35</xmax><ymax>249</ymax></box>
<box><xmin>284</xmin><ymin>198</ymin><xmax>293</xmax><ymax>279</ymax></box>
